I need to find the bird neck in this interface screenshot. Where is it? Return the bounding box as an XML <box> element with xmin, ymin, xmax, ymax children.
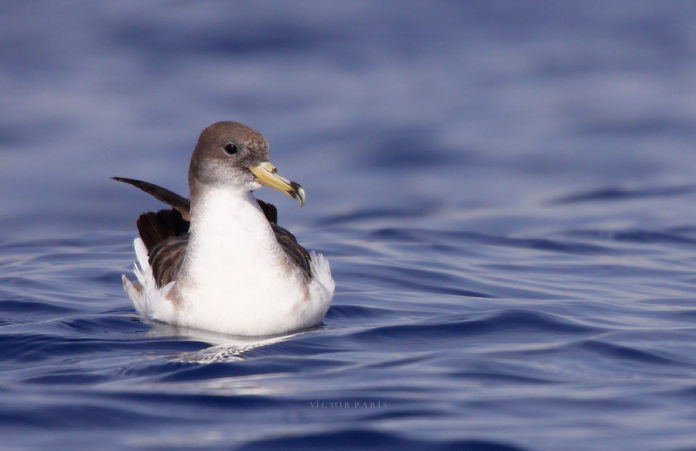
<box><xmin>189</xmin><ymin>184</ymin><xmax>270</xmax><ymax>246</ymax></box>
<box><xmin>181</xmin><ymin>185</ymin><xmax>293</xmax><ymax>286</ymax></box>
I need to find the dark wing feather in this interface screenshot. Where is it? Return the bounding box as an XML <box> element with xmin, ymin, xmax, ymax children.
<box><xmin>148</xmin><ymin>234</ymin><xmax>189</xmax><ymax>287</ymax></box>
<box><xmin>114</xmin><ymin>177</ymin><xmax>312</xmax><ymax>286</ymax></box>
<box><xmin>112</xmin><ymin>177</ymin><xmax>191</xmax><ymax>220</ymax></box>
<box><xmin>256</xmin><ymin>199</ymin><xmax>278</xmax><ymax>224</ymax></box>
<box><xmin>136</xmin><ymin>209</ymin><xmax>190</xmax><ymax>250</ymax></box>
<box><xmin>271</xmin><ymin>223</ymin><xmax>312</xmax><ymax>280</ymax></box>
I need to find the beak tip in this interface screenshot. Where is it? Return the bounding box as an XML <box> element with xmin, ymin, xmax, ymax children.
<box><xmin>296</xmin><ymin>186</ymin><xmax>306</xmax><ymax>207</ymax></box>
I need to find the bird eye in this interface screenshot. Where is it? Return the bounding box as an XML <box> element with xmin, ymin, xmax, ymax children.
<box><xmin>223</xmin><ymin>143</ymin><xmax>238</xmax><ymax>155</ymax></box>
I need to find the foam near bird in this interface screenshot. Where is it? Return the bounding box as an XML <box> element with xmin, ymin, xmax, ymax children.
<box><xmin>114</xmin><ymin>121</ymin><xmax>335</xmax><ymax>336</ymax></box>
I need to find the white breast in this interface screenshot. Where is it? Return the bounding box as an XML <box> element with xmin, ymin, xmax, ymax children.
<box><xmin>172</xmin><ymin>187</ymin><xmax>327</xmax><ymax>335</ymax></box>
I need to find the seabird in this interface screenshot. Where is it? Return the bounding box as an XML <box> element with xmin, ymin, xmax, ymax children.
<box><xmin>114</xmin><ymin>121</ymin><xmax>335</xmax><ymax>336</ymax></box>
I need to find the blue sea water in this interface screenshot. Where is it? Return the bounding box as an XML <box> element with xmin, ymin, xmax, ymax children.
<box><xmin>2</xmin><ymin>1</ymin><xmax>696</xmax><ymax>450</ymax></box>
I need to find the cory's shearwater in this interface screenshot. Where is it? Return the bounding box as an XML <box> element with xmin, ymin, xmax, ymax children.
<box><xmin>114</xmin><ymin>121</ymin><xmax>335</xmax><ymax>336</ymax></box>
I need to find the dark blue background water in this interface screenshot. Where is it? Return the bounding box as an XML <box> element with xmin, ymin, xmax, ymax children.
<box><xmin>2</xmin><ymin>2</ymin><xmax>696</xmax><ymax>450</ymax></box>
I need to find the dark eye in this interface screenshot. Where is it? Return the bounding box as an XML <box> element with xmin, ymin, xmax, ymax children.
<box><xmin>223</xmin><ymin>143</ymin><xmax>238</xmax><ymax>155</ymax></box>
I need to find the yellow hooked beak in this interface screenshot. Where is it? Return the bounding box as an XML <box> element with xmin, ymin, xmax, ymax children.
<box><xmin>249</xmin><ymin>162</ymin><xmax>306</xmax><ymax>206</ymax></box>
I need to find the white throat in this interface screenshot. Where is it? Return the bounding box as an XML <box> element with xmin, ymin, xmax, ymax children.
<box><xmin>183</xmin><ymin>186</ymin><xmax>296</xmax><ymax>288</ymax></box>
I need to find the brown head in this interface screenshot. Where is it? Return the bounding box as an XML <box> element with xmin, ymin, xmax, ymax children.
<box><xmin>188</xmin><ymin>121</ymin><xmax>305</xmax><ymax>205</ymax></box>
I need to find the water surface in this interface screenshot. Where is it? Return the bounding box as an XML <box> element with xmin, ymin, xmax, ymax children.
<box><xmin>2</xmin><ymin>2</ymin><xmax>696</xmax><ymax>450</ymax></box>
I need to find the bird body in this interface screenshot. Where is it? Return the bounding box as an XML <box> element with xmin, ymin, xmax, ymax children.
<box><xmin>117</xmin><ymin>122</ymin><xmax>334</xmax><ymax>336</ymax></box>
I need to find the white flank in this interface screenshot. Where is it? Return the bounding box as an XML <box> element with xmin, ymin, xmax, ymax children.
<box><xmin>122</xmin><ymin>238</ymin><xmax>176</xmax><ymax>323</ymax></box>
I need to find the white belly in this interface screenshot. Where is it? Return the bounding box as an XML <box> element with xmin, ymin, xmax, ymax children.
<box><xmin>175</xmin><ymin>188</ymin><xmax>318</xmax><ymax>335</ymax></box>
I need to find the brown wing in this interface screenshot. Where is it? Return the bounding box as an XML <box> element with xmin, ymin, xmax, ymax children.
<box><xmin>257</xmin><ymin>199</ymin><xmax>278</xmax><ymax>224</ymax></box>
<box><xmin>136</xmin><ymin>209</ymin><xmax>190</xmax><ymax>250</ymax></box>
<box><xmin>114</xmin><ymin>177</ymin><xmax>312</xmax><ymax>287</ymax></box>
<box><xmin>148</xmin><ymin>234</ymin><xmax>189</xmax><ymax>287</ymax></box>
<box><xmin>112</xmin><ymin>177</ymin><xmax>191</xmax><ymax>221</ymax></box>
<box><xmin>271</xmin><ymin>223</ymin><xmax>312</xmax><ymax>281</ymax></box>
